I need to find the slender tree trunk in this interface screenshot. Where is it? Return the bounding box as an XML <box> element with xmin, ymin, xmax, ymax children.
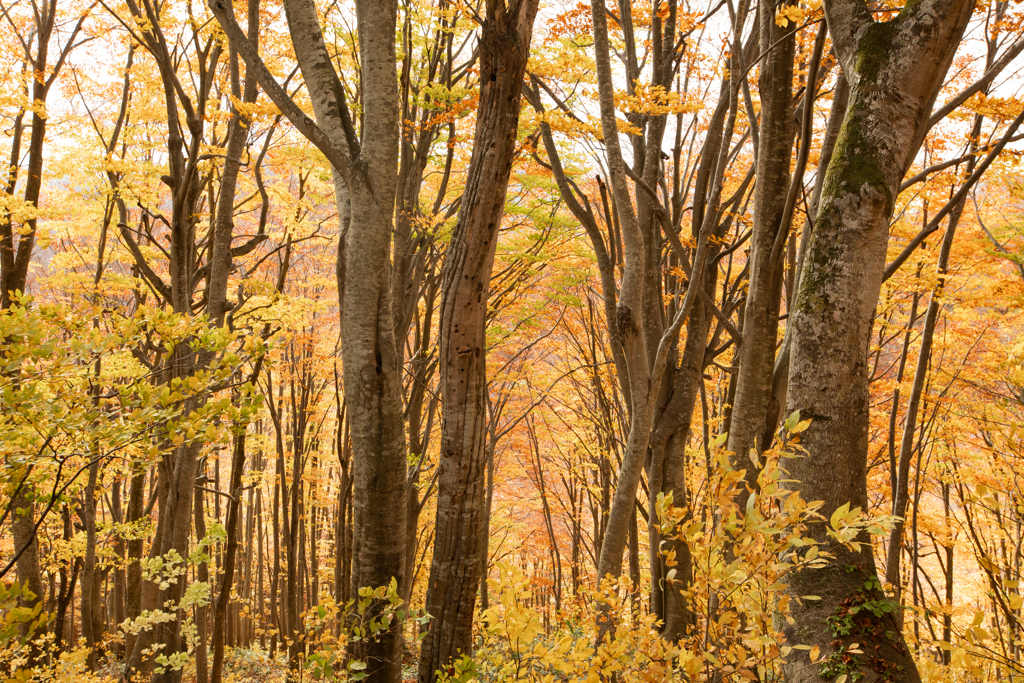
<box><xmin>587</xmin><ymin>0</ymin><xmax>652</xmax><ymax>594</ymax></box>
<box><xmin>110</xmin><ymin>479</ymin><xmax>127</xmax><ymax>658</ymax></box>
<box><xmin>726</xmin><ymin>0</ymin><xmax>796</xmax><ymax>468</ymax></box>
<box><xmin>648</xmin><ymin>259</ymin><xmax>718</xmax><ymax>639</ymax></box>
<box><xmin>269</xmin><ymin>446</ymin><xmax>282</xmax><ymax>658</ymax></box>
<box><xmin>208</xmin><ymin>0</ymin><xmax>261</xmax><ymax>328</ymax></box>
<box><xmin>212</xmin><ymin>422</ymin><xmax>254</xmax><ymax>683</ymax></box>
<box><xmin>194</xmin><ymin>486</ymin><xmax>210</xmax><ymax>683</ymax></box>
<box><xmin>885</xmin><ymin>102</ymin><xmax>989</xmax><ymax>619</ymax></box>
<box><xmin>81</xmin><ymin>457</ymin><xmax>104</xmax><ymax>668</ymax></box>
<box><xmin>767</xmin><ymin>74</ymin><xmax>849</xmax><ymax>436</ymax></box>
<box><xmin>419</xmin><ymin>4</ymin><xmax>539</xmax><ymax>679</ymax></box>
<box><xmin>123</xmin><ymin>465</ymin><xmax>146</xmax><ymax>661</ymax></box>
<box><xmin>478</xmin><ymin>435</ymin><xmax>496</xmax><ymax>611</ymax></box>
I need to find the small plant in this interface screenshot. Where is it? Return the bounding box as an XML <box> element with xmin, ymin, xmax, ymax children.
<box><xmin>819</xmin><ymin>649</ymin><xmax>865</xmax><ymax>682</ymax></box>
<box><xmin>302</xmin><ymin>578</ymin><xmax>431</xmax><ymax>681</ymax></box>
<box><xmin>825</xmin><ymin>577</ymin><xmax>900</xmax><ymax>640</ymax></box>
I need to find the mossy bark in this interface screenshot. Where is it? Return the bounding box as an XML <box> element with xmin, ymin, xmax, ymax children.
<box><xmin>781</xmin><ymin>1</ymin><xmax>974</xmax><ymax>681</ymax></box>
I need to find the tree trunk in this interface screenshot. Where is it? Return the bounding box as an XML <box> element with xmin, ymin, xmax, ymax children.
<box><xmin>212</xmin><ymin>423</ymin><xmax>253</xmax><ymax>683</ymax></box>
<box><xmin>885</xmin><ymin>75</ymin><xmax>992</xmax><ymax>618</ymax></box>
<box><xmin>587</xmin><ymin>0</ymin><xmax>652</xmax><ymax>595</ymax></box>
<box><xmin>781</xmin><ymin>2</ymin><xmax>974</xmax><ymax>681</ymax></box>
<box><xmin>194</xmin><ymin>486</ymin><xmax>210</xmax><ymax>683</ymax></box>
<box><xmin>1</xmin><ymin>6</ymin><xmax>60</xmax><ymax>663</ymax></box>
<box><xmin>81</xmin><ymin>457</ymin><xmax>104</xmax><ymax>668</ymax></box>
<box><xmin>418</xmin><ymin>3</ymin><xmax>538</xmax><ymax>680</ymax></box>
<box><xmin>725</xmin><ymin>0</ymin><xmax>796</xmax><ymax>470</ymax></box>
<box><xmin>123</xmin><ymin>465</ymin><xmax>147</xmax><ymax>662</ymax></box>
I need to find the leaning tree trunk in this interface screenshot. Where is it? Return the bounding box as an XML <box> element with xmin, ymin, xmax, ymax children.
<box><xmin>587</xmin><ymin>0</ymin><xmax>652</xmax><ymax>594</ymax></box>
<box><xmin>780</xmin><ymin>1</ymin><xmax>974</xmax><ymax>682</ymax></box>
<box><xmin>418</xmin><ymin>2</ymin><xmax>539</xmax><ymax>681</ymax></box>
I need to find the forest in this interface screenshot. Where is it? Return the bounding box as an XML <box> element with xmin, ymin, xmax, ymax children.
<box><xmin>0</xmin><ymin>0</ymin><xmax>1023</xmax><ymax>680</ymax></box>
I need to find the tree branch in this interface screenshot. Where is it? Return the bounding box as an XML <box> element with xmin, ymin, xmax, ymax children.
<box><xmin>208</xmin><ymin>0</ymin><xmax>352</xmax><ymax>179</ymax></box>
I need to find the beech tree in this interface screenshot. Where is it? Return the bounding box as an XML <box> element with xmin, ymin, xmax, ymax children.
<box><xmin>0</xmin><ymin>0</ymin><xmax>89</xmax><ymax>661</ymax></box>
<box><xmin>209</xmin><ymin>0</ymin><xmax>410</xmax><ymax>678</ymax></box>
<box><xmin>780</xmin><ymin>0</ymin><xmax>978</xmax><ymax>680</ymax></box>
<box><xmin>419</xmin><ymin>0</ymin><xmax>539</xmax><ymax>680</ymax></box>
<box><xmin>530</xmin><ymin>0</ymin><xmax>757</xmax><ymax>638</ymax></box>
<box><xmin>3</xmin><ymin>0</ymin><xmax>1024</xmax><ymax>681</ymax></box>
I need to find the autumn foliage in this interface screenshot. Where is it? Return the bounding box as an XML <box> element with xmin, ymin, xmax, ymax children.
<box><xmin>0</xmin><ymin>0</ymin><xmax>1023</xmax><ymax>682</ymax></box>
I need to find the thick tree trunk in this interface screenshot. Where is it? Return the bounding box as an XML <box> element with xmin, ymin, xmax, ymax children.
<box><xmin>9</xmin><ymin>478</ymin><xmax>44</xmax><ymax>641</ymax></box>
<box><xmin>418</xmin><ymin>4</ymin><xmax>538</xmax><ymax>680</ymax></box>
<box><xmin>157</xmin><ymin>439</ymin><xmax>204</xmax><ymax>683</ymax></box>
<box><xmin>337</xmin><ymin>7</ymin><xmax>407</xmax><ymax>679</ymax></box>
<box><xmin>781</xmin><ymin>2</ymin><xmax>974</xmax><ymax>681</ymax></box>
<box><xmin>341</xmin><ymin>182</ymin><xmax>407</xmax><ymax>683</ymax></box>
<box><xmin>214</xmin><ymin>0</ymin><xmax>410</xmax><ymax>675</ymax></box>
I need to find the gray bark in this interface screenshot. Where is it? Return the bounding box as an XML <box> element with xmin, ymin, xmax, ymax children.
<box><xmin>726</xmin><ymin>1</ymin><xmax>797</xmax><ymax>469</ymax></box>
<box><xmin>80</xmin><ymin>458</ymin><xmax>104</xmax><ymax>668</ymax></box>
<box><xmin>210</xmin><ymin>0</ymin><xmax>409</xmax><ymax>678</ymax></box>
<box><xmin>781</xmin><ymin>1</ymin><xmax>975</xmax><ymax>681</ymax></box>
<box><xmin>587</xmin><ymin>0</ymin><xmax>653</xmax><ymax>599</ymax></box>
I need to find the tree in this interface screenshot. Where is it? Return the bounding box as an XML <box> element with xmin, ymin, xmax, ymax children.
<box><xmin>0</xmin><ymin>0</ymin><xmax>90</xmax><ymax>660</ymax></box>
<box><xmin>419</xmin><ymin>0</ymin><xmax>539</xmax><ymax>680</ymax></box>
<box><xmin>780</xmin><ymin>0</ymin><xmax>977</xmax><ymax>680</ymax></box>
<box><xmin>209</xmin><ymin>0</ymin><xmax>410</xmax><ymax>678</ymax></box>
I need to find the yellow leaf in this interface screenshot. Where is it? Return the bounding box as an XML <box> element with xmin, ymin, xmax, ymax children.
<box><xmin>830</xmin><ymin>502</ymin><xmax>852</xmax><ymax>530</ymax></box>
<box><xmin>809</xmin><ymin>645</ymin><xmax>820</xmax><ymax>663</ymax></box>
<box><xmin>774</xmin><ymin>4</ymin><xmax>805</xmax><ymax>27</ymax></box>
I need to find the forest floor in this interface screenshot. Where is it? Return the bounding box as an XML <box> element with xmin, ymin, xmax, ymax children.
<box><xmin>92</xmin><ymin>648</ymin><xmax>290</xmax><ymax>683</ymax></box>
<box><xmin>124</xmin><ymin>648</ymin><xmax>423</xmax><ymax>683</ymax></box>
